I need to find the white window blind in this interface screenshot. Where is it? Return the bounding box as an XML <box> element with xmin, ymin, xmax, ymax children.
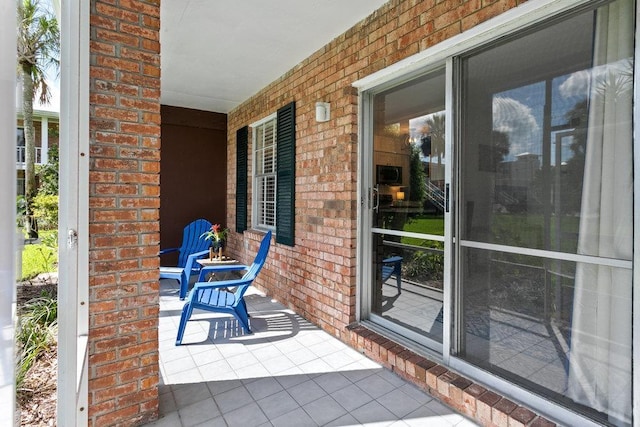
<box><xmin>253</xmin><ymin>117</ymin><xmax>277</xmax><ymax>228</ymax></box>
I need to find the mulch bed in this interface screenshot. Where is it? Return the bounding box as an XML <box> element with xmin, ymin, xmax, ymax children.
<box><xmin>16</xmin><ymin>276</ymin><xmax>58</xmax><ymax>426</ymax></box>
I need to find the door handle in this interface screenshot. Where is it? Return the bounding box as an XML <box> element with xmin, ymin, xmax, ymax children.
<box><xmin>372</xmin><ymin>185</ymin><xmax>380</xmax><ymax>213</ymax></box>
<box><xmin>445</xmin><ymin>184</ymin><xmax>450</xmax><ymax>213</ymax></box>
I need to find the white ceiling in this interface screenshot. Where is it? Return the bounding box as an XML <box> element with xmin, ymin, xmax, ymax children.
<box><xmin>160</xmin><ymin>0</ymin><xmax>389</xmax><ymax>114</ymax></box>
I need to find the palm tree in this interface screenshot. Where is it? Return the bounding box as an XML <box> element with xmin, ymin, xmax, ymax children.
<box><xmin>16</xmin><ymin>0</ymin><xmax>59</xmax><ymax>238</ymax></box>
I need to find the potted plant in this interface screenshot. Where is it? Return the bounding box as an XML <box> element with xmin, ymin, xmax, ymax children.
<box><xmin>201</xmin><ymin>223</ymin><xmax>229</xmax><ymax>260</ymax></box>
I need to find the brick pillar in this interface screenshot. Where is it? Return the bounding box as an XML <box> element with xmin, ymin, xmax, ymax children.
<box><xmin>88</xmin><ymin>1</ymin><xmax>161</xmax><ymax>425</ymax></box>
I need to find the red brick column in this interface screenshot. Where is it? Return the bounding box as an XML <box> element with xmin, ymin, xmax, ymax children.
<box><xmin>88</xmin><ymin>1</ymin><xmax>161</xmax><ymax>425</ymax></box>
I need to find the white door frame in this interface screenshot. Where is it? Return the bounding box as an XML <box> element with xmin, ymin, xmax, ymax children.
<box><xmin>57</xmin><ymin>0</ymin><xmax>89</xmax><ymax>425</ymax></box>
<box><xmin>0</xmin><ymin>1</ymin><xmax>17</xmax><ymax>425</ymax></box>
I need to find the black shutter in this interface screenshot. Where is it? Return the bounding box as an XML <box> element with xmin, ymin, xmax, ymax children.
<box><xmin>236</xmin><ymin>126</ymin><xmax>248</xmax><ymax>233</ymax></box>
<box><xmin>276</xmin><ymin>102</ymin><xmax>296</xmax><ymax>246</ymax></box>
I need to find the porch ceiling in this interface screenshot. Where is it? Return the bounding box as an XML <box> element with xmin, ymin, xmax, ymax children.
<box><xmin>160</xmin><ymin>0</ymin><xmax>389</xmax><ymax>114</ymax></box>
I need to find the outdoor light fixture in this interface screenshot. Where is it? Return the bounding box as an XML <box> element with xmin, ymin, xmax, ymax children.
<box><xmin>396</xmin><ymin>191</ymin><xmax>405</xmax><ymax>201</ymax></box>
<box><xmin>315</xmin><ymin>101</ymin><xmax>330</xmax><ymax>122</ymax></box>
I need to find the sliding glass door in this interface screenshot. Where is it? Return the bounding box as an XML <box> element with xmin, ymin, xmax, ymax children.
<box><xmin>457</xmin><ymin>2</ymin><xmax>633</xmax><ymax>424</ymax></box>
<box><xmin>366</xmin><ymin>67</ymin><xmax>450</xmax><ymax>350</ymax></box>
<box><xmin>360</xmin><ymin>0</ymin><xmax>634</xmax><ymax>425</ymax></box>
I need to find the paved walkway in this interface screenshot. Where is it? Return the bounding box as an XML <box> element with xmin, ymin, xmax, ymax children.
<box><xmin>144</xmin><ymin>279</ymin><xmax>478</xmax><ymax>427</ymax></box>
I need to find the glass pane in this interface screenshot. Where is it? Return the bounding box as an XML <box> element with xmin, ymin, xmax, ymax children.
<box><xmin>372</xmin><ymin>234</ymin><xmax>443</xmax><ymax>343</ymax></box>
<box><xmin>461</xmin><ymin>247</ymin><xmax>631</xmax><ymax>425</ymax></box>
<box><xmin>460</xmin><ymin>0</ymin><xmax>633</xmax><ymax>260</ymax></box>
<box><xmin>458</xmin><ymin>2</ymin><xmax>634</xmax><ymax>424</ymax></box>
<box><xmin>372</xmin><ymin>69</ymin><xmax>446</xmax><ymax>235</ymax></box>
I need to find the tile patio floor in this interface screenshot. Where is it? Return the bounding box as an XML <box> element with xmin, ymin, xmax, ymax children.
<box><xmin>144</xmin><ymin>279</ymin><xmax>479</xmax><ymax>427</ymax></box>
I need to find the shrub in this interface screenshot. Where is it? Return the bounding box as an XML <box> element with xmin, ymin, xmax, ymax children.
<box><xmin>16</xmin><ymin>291</ymin><xmax>58</xmax><ymax>389</ymax></box>
<box><xmin>21</xmin><ymin>230</ymin><xmax>58</xmax><ymax>281</ymax></box>
<box><xmin>16</xmin><ymin>196</ymin><xmax>27</xmax><ymax>229</ymax></box>
<box><xmin>36</xmin><ymin>145</ymin><xmax>59</xmax><ymax>196</ymax></box>
<box><xmin>32</xmin><ymin>194</ymin><xmax>58</xmax><ymax>231</ymax></box>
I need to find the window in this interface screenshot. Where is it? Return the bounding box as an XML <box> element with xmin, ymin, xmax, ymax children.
<box><xmin>17</xmin><ymin>128</ymin><xmax>25</xmax><ymax>162</ymax></box>
<box><xmin>247</xmin><ymin>101</ymin><xmax>296</xmax><ymax>245</ymax></box>
<box><xmin>252</xmin><ymin>115</ymin><xmax>277</xmax><ymax>229</ymax></box>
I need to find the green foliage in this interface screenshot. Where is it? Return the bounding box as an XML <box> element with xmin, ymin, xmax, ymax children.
<box><xmin>36</xmin><ymin>145</ymin><xmax>59</xmax><ymax>196</ymax></box>
<box><xmin>16</xmin><ymin>291</ymin><xmax>58</xmax><ymax>389</ymax></box>
<box><xmin>408</xmin><ymin>144</ymin><xmax>426</xmax><ymax>202</ymax></box>
<box><xmin>403</xmin><ymin>246</ymin><xmax>444</xmax><ymax>281</ymax></box>
<box><xmin>16</xmin><ymin>196</ymin><xmax>27</xmax><ymax>228</ymax></box>
<box><xmin>21</xmin><ymin>230</ymin><xmax>57</xmax><ymax>281</ymax></box>
<box><xmin>31</xmin><ymin>194</ymin><xmax>58</xmax><ymax>231</ymax></box>
<box><xmin>17</xmin><ymin>0</ymin><xmax>60</xmax><ymax>104</ymax></box>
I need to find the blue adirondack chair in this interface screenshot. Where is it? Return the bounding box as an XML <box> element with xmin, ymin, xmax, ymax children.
<box><xmin>176</xmin><ymin>231</ymin><xmax>272</xmax><ymax>345</ymax></box>
<box><xmin>160</xmin><ymin>218</ymin><xmax>212</xmax><ymax>300</ymax></box>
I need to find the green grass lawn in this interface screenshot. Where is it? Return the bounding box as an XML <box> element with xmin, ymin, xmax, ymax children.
<box><xmin>400</xmin><ymin>215</ymin><xmax>444</xmax><ymax>247</ymax></box>
<box><xmin>21</xmin><ymin>230</ymin><xmax>58</xmax><ymax>281</ymax></box>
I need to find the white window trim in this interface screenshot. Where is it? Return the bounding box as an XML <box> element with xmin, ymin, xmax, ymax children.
<box><xmin>251</xmin><ymin>113</ymin><xmax>277</xmax><ymax>232</ymax></box>
<box><xmin>356</xmin><ymin>0</ymin><xmax>637</xmax><ymax>426</ymax></box>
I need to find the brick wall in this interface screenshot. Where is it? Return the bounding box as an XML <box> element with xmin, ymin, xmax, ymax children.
<box><xmin>226</xmin><ymin>1</ymin><xmax>559</xmax><ymax>426</ymax></box>
<box><xmin>88</xmin><ymin>0</ymin><xmax>161</xmax><ymax>425</ymax></box>
<box><xmin>227</xmin><ymin>0</ymin><xmax>526</xmax><ymax>339</ymax></box>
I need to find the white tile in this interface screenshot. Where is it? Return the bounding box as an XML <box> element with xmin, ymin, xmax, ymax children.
<box><xmin>330</xmin><ymin>383</ymin><xmax>374</xmax><ymax>412</ymax></box>
<box><xmin>285</xmin><ymin>347</ymin><xmax>318</xmax><ymax>365</ymax></box>
<box><xmin>313</xmin><ymin>372</ymin><xmax>352</xmax><ymax>394</ymax></box>
<box><xmin>163</xmin><ymin>355</ymin><xmax>197</xmax><ymax>376</ymax></box>
<box><xmin>270</xmin><ymin>407</ymin><xmax>317</xmax><ymax>427</ymax></box>
<box><xmin>396</xmin><ymin>383</ymin><xmax>433</xmax><ymax>405</ymax></box>
<box><xmin>376</xmin><ymin>388</ymin><xmax>423</xmax><ymax>418</ymax></box>
<box><xmin>271</xmin><ymin>338</ymin><xmax>307</xmax><ymax>354</ymax></box>
<box><xmin>355</xmin><ymin>373</ymin><xmax>397</xmax><ymax>399</ymax></box>
<box><xmin>288</xmin><ymin>379</ymin><xmax>328</xmax><ymax>406</ymax></box>
<box><xmin>250</xmin><ymin>343</ymin><xmax>285</xmax><ymax>361</ymax></box>
<box><xmin>213</xmin><ymin>385</ymin><xmax>252</xmax><ymax>413</ymax></box>
<box><xmin>274</xmin><ymin>372</ymin><xmax>310</xmax><ymax>388</ymax></box>
<box><xmin>191</xmin><ymin>348</ymin><xmax>225</xmax><ymax>366</ymax></box>
<box><xmin>262</xmin><ymin>354</ymin><xmax>297</xmax><ymax>375</ymax></box>
<box><xmin>165</xmin><ymin>368</ymin><xmax>204</xmax><ymax>385</ymax></box>
<box><xmin>173</xmin><ymin>382</ymin><xmax>212</xmax><ymax>407</ymax></box>
<box><xmin>244</xmin><ymin>377</ymin><xmax>284</xmax><ymax>401</ymax></box>
<box><xmin>323</xmin><ymin>413</ymin><xmax>360</xmax><ymax>427</ymax></box>
<box><xmin>295</xmin><ymin>331</ymin><xmax>327</xmax><ymax>348</ymax></box>
<box><xmin>160</xmin><ymin>345</ymin><xmax>192</xmax><ymax>363</ymax></box>
<box><xmin>302</xmin><ymin>395</ymin><xmax>347</xmax><ymax>425</ymax></box>
<box><xmin>376</xmin><ymin>369</ymin><xmax>408</xmax><ymax>388</ymax></box>
<box><xmin>340</xmin><ymin>366</ymin><xmax>380</xmax><ymax>383</ymax></box>
<box><xmin>256</xmin><ymin>390</ymin><xmax>301</xmax><ymax>419</ymax></box>
<box><xmin>216</xmin><ymin>342</ymin><xmax>251</xmax><ymax>359</ymax></box>
<box><xmin>225</xmin><ymin>351</ymin><xmax>259</xmax><ymax>372</ymax></box>
<box><xmin>322</xmin><ymin>349</ymin><xmax>361</xmax><ymax>370</ymax></box>
<box><xmin>403</xmin><ymin>407</ymin><xmax>455</xmax><ymax>427</ymax></box>
<box><xmin>233</xmin><ymin>362</ymin><xmax>272</xmax><ymax>380</ymax></box>
<box><xmin>158</xmin><ymin>390</ymin><xmax>177</xmax><ymax>415</ymax></box>
<box><xmin>206</xmin><ymin>379</ymin><xmax>243</xmax><ymax>397</ymax></box>
<box><xmin>222</xmin><ymin>402</ymin><xmax>269</xmax><ymax>426</ymax></box>
<box><xmin>424</xmin><ymin>399</ymin><xmax>458</xmax><ymax>417</ymax></box>
<box><xmin>197</xmin><ymin>359</ymin><xmax>233</xmax><ymax>382</ymax></box>
<box><xmin>350</xmin><ymin>400</ymin><xmax>396</xmax><ymax>425</ymax></box>
<box><xmin>178</xmin><ymin>397</ymin><xmax>220</xmax><ymax>427</ymax></box>
<box><xmin>296</xmin><ymin>357</ymin><xmax>334</xmax><ymax>375</ymax></box>
<box><xmin>192</xmin><ymin>416</ymin><xmax>227</xmax><ymax>427</ymax></box>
